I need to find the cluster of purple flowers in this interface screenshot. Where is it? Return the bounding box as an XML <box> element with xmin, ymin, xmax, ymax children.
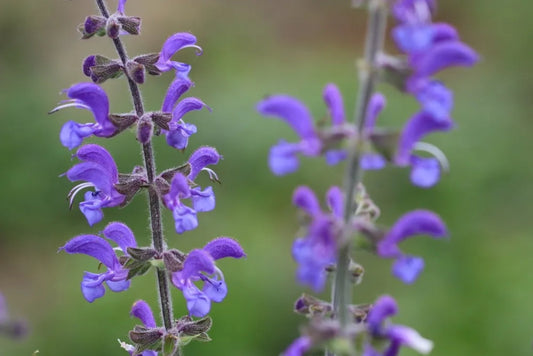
<box><xmin>53</xmin><ymin>0</ymin><xmax>244</xmax><ymax>353</ymax></box>
<box><xmin>258</xmin><ymin>1</ymin><xmax>477</xmax><ymax>355</ymax></box>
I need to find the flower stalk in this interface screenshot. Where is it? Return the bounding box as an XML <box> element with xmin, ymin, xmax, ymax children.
<box><xmin>95</xmin><ymin>0</ymin><xmax>175</xmax><ymax>334</ymax></box>
<box><xmin>333</xmin><ymin>0</ymin><xmax>388</xmax><ymax>334</ymax></box>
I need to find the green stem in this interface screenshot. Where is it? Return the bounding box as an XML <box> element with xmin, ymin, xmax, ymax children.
<box><xmin>332</xmin><ymin>0</ymin><xmax>388</xmax><ymax>339</ymax></box>
<box><xmin>95</xmin><ymin>0</ymin><xmax>176</xmax><ymax>337</ymax></box>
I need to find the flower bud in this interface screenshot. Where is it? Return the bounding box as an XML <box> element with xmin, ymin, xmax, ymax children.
<box><xmin>126</xmin><ymin>60</ymin><xmax>145</xmax><ymax>84</ymax></box>
<box><xmin>79</xmin><ymin>15</ymin><xmax>106</xmax><ymax>39</ymax></box>
<box><xmin>106</xmin><ymin>16</ymin><xmax>120</xmax><ymax>39</ymax></box>
<box><xmin>117</xmin><ymin>15</ymin><xmax>141</xmax><ymax>35</ymax></box>
<box><xmin>137</xmin><ymin>114</ymin><xmax>154</xmax><ymax>144</ymax></box>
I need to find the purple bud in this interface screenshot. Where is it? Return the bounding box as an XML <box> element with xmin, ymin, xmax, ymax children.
<box><xmin>83</xmin><ymin>55</ymin><xmax>96</xmax><ymax>77</ymax></box>
<box><xmin>137</xmin><ymin>114</ymin><xmax>153</xmax><ymax>144</ymax></box>
<box><xmin>126</xmin><ymin>60</ymin><xmax>145</xmax><ymax>84</ymax></box>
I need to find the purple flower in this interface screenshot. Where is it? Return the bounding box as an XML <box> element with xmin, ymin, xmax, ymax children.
<box><xmin>360</xmin><ymin>92</ymin><xmax>387</xmax><ymax>171</ymax></box>
<box><xmin>60</xmin><ymin>222</ymin><xmax>138</xmax><ymax>302</ymax></box>
<box><xmin>66</xmin><ymin>144</ymin><xmax>124</xmax><ymax>226</ymax></box>
<box><xmin>364</xmin><ymin>295</ymin><xmax>433</xmax><ymax>356</ymax></box>
<box><xmin>155</xmin><ymin>33</ymin><xmax>202</xmax><ymax>78</ymax></box>
<box><xmin>282</xmin><ymin>336</ymin><xmax>312</xmax><ymax>356</ymax></box>
<box><xmin>51</xmin><ymin>83</ymin><xmax>116</xmax><ymax>150</ymax></box>
<box><xmin>377</xmin><ymin>210</ymin><xmax>447</xmax><ymax>283</ymax></box>
<box><xmin>160</xmin><ymin>77</ymin><xmax>210</xmax><ymax>150</ymax></box>
<box><xmin>128</xmin><ymin>300</ymin><xmax>158</xmax><ymax>356</ymax></box>
<box><xmin>163</xmin><ymin>147</ymin><xmax>220</xmax><ymax>234</ymax></box>
<box><xmin>171</xmin><ymin>238</ymin><xmax>245</xmax><ymax>317</ymax></box>
<box><xmin>291</xmin><ymin>186</ymin><xmax>343</xmax><ymax>291</ymax></box>
<box><xmin>257</xmin><ymin>83</ymin><xmax>354</xmax><ymax>175</ymax></box>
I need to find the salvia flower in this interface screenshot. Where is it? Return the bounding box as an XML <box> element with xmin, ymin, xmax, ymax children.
<box><xmin>257</xmin><ymin>83</ymin><xmax>355</xmax><ymax>175</ymax></box>
<box><xmin>163</xmin><ymin>147</ymin><xmax>220</xmax><ymax>234</ymax></box>
<box><xmin>171</xmin><ymin>238</ymin><xmax>245</xmax><ymax>317</ymax></box>
<box><xmin>61</xmin><ymin>222</ymin><xmax>138</xmax><ymax>302</ymax></box>
<box><xmin>291</xmin><ymin>186</ymin><xmax>343</xmax><ymax>292</ymax></box>
<box><xmin>51</xmin><ymin>82</ymin><xmax>116</xmax><ymax>149</ymax></box>
<box><xmin>126</xmin><ymin>300</ymin><xmax>158</xmax><ymax>356</ymax></box>
<box><xmin>282</xmin><ymin>336</ymin><xmax>313</xmax><ymax>356</ymax></box>
<box><xmin>66</xmin><ymin>144</ymin><xmax>125</xmax><ymax>226</ymax></box>
<box><xmin>364</xmin><ymin>295</ymin><xmax>433</xmax><ymax>356</ymax></box>
<box><xmin>160</xmin><ymin>77</ymin><xmax>210</xmax><ymax>150</ymax></box>
<box><xmin>155</xmin><ymin>33</ymin><xmax>203</xmax><ymax>79</ymax></box>
<box><xmin>377</xmin><ymin>210</ymin><xmax>447</xmax><ymax>284</ymax></box>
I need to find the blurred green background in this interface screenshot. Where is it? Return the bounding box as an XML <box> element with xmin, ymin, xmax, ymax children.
<box><xmin>0</xmin><ymin>0</ymin><xmax>532</xmax><ymax>355</ymax></box>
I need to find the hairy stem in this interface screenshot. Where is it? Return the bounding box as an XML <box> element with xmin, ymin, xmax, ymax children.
<box><xmin>332</xmin><ymin>0</ymin><xmax>388</xmax><ymax>337</ymax></box>
<box><xmin>96</xmin><ymin>0</ymin><xmax>175</xmax><ymax>334</ymax></box>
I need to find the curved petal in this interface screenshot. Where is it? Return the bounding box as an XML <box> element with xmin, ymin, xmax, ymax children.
<box><xmin>412</xmin><ymin>41</ymin><xmax>479</xmax><ymax>77</ymax></box>
<box><xmin>81</xmin><ymin>272</ymin><xmax>107</xmax><ymax>302</ymax></box>
<box><xmin>191</xmin><ymin>186</ymin><xmax>215</xmax><ymax>212</ymax></box>
<box><xmin>269</xmin><ymin>141</ymin><xmax>301</xmax><ymax>176</ymax></box>
<box><xmin>165</xmin><ymin>173</ymin><xmax>191</xmax><ymax>208</ymax></box>
<box><xmin>323</xmin><ymin>83</ymin><xmax>345</xmax><ymax>126</ymax></box>
<box><xmin>393</xmin><ymin>0</ymin><xmax>435</xmax><ymax>23</ymax></box>
<box><xmin>117</xmin><ymin>0</ymin><xmax>127</xmax><ymax>13</ymax></box>
<box><xmin>203</xmin><ymin>237</ymin><xmax>246</xmax><ymax>260</ymax></box>
<box><xmin>292</xmin><ymin>186</ymin><xmax>320</xmax><ymax>216</ymax></box>
<box><xmin>378</xmin><ymin>210</ymin><xmax>447</xmax><ymax>258</ymax></box>
<box><xmin>431</xmin><ymin>23</ymin><xmax>459</xmax><ymax>43</ymax></box>
<box><xmin>181</xmin><ymin>250</ymin><xmax>215</xmax><ymax>281</ymax></box>
<box><xmin>257</xmin><ymin>95</ymin><xmax>317</xmax><ymax>140</ymax></box>
<box><xmin>156</xmin><ymin>33</ymin><xmax>201</xmax><ymax>72</ymax></box>
<box><xmin>67</xmin><ymin>162</ymin><xmax>115</xmax><ymax>196</ymax></box>
<box><xmin>326</xmin><ymin>186</ymin><xmax>343</xmax><ymax>219</ymax></box>
<box><xmin>364</xmin><ymin>93</ymin><xmax>386</xmax><ymax>132</ymax></box>
<box><xmin>131</xmin><ymin>300</ymin><xmax>156</xmax><ymax>328</ymax></box>
<box><xmin>75</xmin><ymin>144</ymin><xmax>119</xmax><ymax>181</ymax></box>
<box><xmin>392</xmin><ymin>255</ymin><xmax>425</xmax><ymax>284</ymax></box>
<box><xmin>61</xmin><ymin>234</ymin><xmax>119</xmax><ymax>268</ymax></box>
<box><xmin>396</xmin><ymin>112</ymin><xmax>453</xmax><ymax>165</ymax></box>
<box><xmin>188</xmin><ymin>146</ymin><xmax>220</xmax><ymax>180</ymax></box>
<box><xmin>410</xmin><ymin>156</ymin><xmax>441</xmax><ymax>188</ymax></box>
<box><xmin>66</xmin><ymin>83</ymin><xmax>111</xmax><ymax>128</ymax></box>
<box><xmin>106</xmin><ymin>279</ymin><xmax>131</xmax><ymax>292</ymax></box>
<box><xmin>412</xmin><ymin>80</ymin><xmax>453</xmax><ymax>122</ymax></box>
<box><xmin>172</xmin><ymin>97</ymin><xmax>209</xmax><ymax>122</ymax></box>
<box><xmin>367</xmin><ymin>295</ymin><xmax>398</xmax><ymax>334</ymax></box>
<box><xmin>165</xmin><ymin>127</ymin><xmax>192</xmax><ymax>150</ymax></box>
<box><xmin>387</xmin><ymin>325</ymin><xmax>434</xmax><ymax>354</ymax></box>
<box><xmin>162</xmin><ymin>78</ymin><xmax>193</xmax><ymax>112</ymax></box>
<box><xmin>103</xmin><ymin>222</ymin><xmax>137</xmax><ymax>253</ymax></box>
<box><xmin>60</xmin><ymin>121</ymin><xmax>96</xmax><ymax>150</ymax></box>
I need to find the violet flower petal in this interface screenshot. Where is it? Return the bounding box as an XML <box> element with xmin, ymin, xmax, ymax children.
<box><xmin>191</xmin><ymin>186</ymin><xmax>215</xmax><ymax>212</ymax></box>
<box><xmin>392</xmin><ymin>255</ymin><xmax>425</xmax><ymax>284</ymax></box>
<box><xmin>161</xmin><ymin>78</ymin><xmax>193</xmax><ymax>112</ymax></box>
<box><xmin>182</xmin><ymin>285</ymin><xmax>210</xmax><ymax>317</ymax></box>
<box><xmin>117</xmin><ymin>0</ymin><xmax>126</xmax><ymax>13</ymax></box>
<box><xmin>412</xmin><ymin>41</ymin><xmax>479</xmax><ymax>77</ymax></box>
<box><xmin>131</xmin><ymin>300</ymin><xmax>156</xmax><ymax>328</ymax></box>
<box><xmin>156</xmin><ymin>33</ymin><xmax>201</xmax><ymax>72</ymax></box>
<box><xmin>79</xmin><ymin>193</ymin><xmax>105</xmax><ymax>226</ymax></box>
<box><xmin>181</xmin><ymin>249</ymin><xmax>215</xmax><ymax>281</ymax></box>
<box><xmin>203</xmin><ymin>237</ymin><xmax>246</xmax><ymax>260</ymax></box>
<box><xmin>367</xmin><ymin>295</ymin><xmax>398</xmax><ymax>334</ymax></box>
<box><xmin>106</xmin><ymin>279</ymin><xmax>131</xmax><ymax>292</ymax></box>
<box><xmin>292</xmin><ymin>186</ymin><xmax>321</xmax><ymax>216</ymax></box>
<box><xmin>66</xmin><ymin>83</ymin><xmax>112</xmax><ymax>130</ymax></box>
<box><xmin>188</xmin><ymin>146</ymin><xmax>220</xmax><ymax>180</ymax></box>
<box><xmin>103</xmin><ymin>222</ymin><xmax>137</xmax><ymax>254</ymax></box>
<box><xmin>81</xmin><ymin>272</ymin><xmax>107</xmax><ymax>302</ymax></box>
<box><xmin>387</xmin><ymin>325</ymin><xmax>434</xmax><ymax>354</ymax></box>
<box><xmin>282</xmin><ymin>336</ymin><xmax>312</xmax><ymax>356</ymax></box>
<box><xmin>323</xmin><ymin>83</ymin><xmax>345</xmax><ymax>126</ymax></box>
<box><xmin>326</xmin><ymin>186</ymin><xmax>343</xmax><ymax>219</ymax></box>
<box><xmin>361</xmin><ymin>153</ymin><xmax>387</xmax><ymax>170</ymax></box>
<box><xmin>365</xmin><ymin>93</ymin><xmax>386</xmax><ymax>132</ymax></box>
<box><xmin>173</xmin><ymin>205</ymin><xmax>198</xmax><ymax>234</ymax></box>
<box><xmin>67</xmin><ymin>162</ymin><xmax>115</xmax><ymax>196</ymax></box>
<box><xmin>75</xmin><ymin>144</ymin><xmax>119</xmax><ymax>181</ymax></box>
<box><xmin>396</xmin><ymin>112</ymin><xmax>453</xmax><ymax>165</ymax></box>
<box><xmin>165</xmin><ymin>173</ymin><xmax>191</xmax><ymax>208</ymax></box>
<box><xmin>324</xmin><ymin>149</ymin><xmax>348</xmax><ymax>165</ymax></box>
<box><xmin>60</xmin><ymin>121</ymin><xmax>96</xmax><ymax>150</ymax></box>
<box><xmin>410</xmin><ymin>156</ymin><xmax>441</xmax><ymax>188</ymax></box>
<box><xmin>61</xmin><ymin>234</ymin><xmax>119</xmax><ymax>269</ymax></box>
<box><xmin>269</xmin><ymin>141</ymin><xmax>301</xmax><ymax>175</ymax></box>
<box><xmin>257</xmin><ymin>95</ymin><xmax>317</xmax><ymax>141</ymax></box>
<box><xmin>202</xmin><ymin>276</ymin><xmax>227</xmax><ymax>302</ymax></box>
<box><xmin>172</xmin><ymin>97</ymin><xmax>209</xmax><ymax>122</ymax></box>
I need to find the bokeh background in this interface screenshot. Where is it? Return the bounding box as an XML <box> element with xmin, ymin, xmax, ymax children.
<box><xmin>0</xmin><ymin>0</ymin><xmax>532</xmax><ymax>355</ymax></box>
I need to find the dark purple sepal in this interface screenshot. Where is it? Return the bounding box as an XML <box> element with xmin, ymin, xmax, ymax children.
<box><xmin>133</xmin><ymin>53</ymin><xmax>161</xmax><ymax>76</ymax></box>
<box><xmin>117</xmin><ymin>16</ymin><xmax>141</xmax><ymax>35</ymax></box>
<box><xmin>137</xmin><ymin>114</ymin><xmax>153</xmax><ymax>144</ymax></box>
<box><xmin>203</xmin><ymin>237</ymin><xmax>245</xmax><ymax>260</ymax></box>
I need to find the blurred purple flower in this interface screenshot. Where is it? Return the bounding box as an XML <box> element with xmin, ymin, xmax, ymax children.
<box><xmin>377</xmin><ymin>210</ymin><xmax>447</xmax><ymax>283</ymax></box>
<box><xmin>282</xmin><ymin>336</ymin><xmax>312</xmax><ymax>356</ymax></box>
<box><xmin>51</xmin><ymin>83</ymin><xmax>116</xmax><ymax>150</ymax></box>
<box><xmin>66</xmin><ymin>144</ymin><xmax>124</xmax><ymax>226</ymax></box>
<box><xmin>364</xmin><ymin>295</ymin><xmax>433</xmax><ymax>356</ymax></box>
<box><xmin>61</xmin><ymin>222</ymin><xmax>137</xmax><ymax>302</ymax></box>
<box><xmin>172</xmin><ymin>238</ymin><xmax>245</xmax><ymax>317</ymax></box>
